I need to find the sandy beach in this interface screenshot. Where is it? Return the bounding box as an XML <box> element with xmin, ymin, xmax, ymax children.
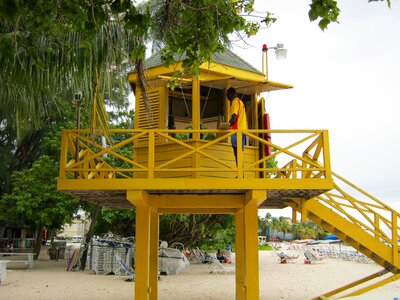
<box><xmin>1</xmin><ymin>247</ymin><xmax>399</xmax><ymax>300</ymax></box>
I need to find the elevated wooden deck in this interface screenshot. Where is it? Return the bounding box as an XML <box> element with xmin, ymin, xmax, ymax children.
<box><xmin>59</xmin><ymin>177</ymin><xmax>333</xmax><ymax>209</ymax></box>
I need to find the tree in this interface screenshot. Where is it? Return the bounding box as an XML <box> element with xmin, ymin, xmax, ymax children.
<box><xmin>0</xmin><ymin>1</ymin><xmax>133</xmax><ymax>135</ymax></box>
<box><xmin>269</xmin><ymin>216</ymin><xmax>293</xmax><ymax>240</ymax></box>
<box><xmin>159</xmin><ymin>214</ymin><xmax>235</xmax><ymax>249</ymax></box>
<box><xmin>1</xmin><ymin>0</ymin><xmax>391</xmax><ymax>133</ymax></box>
<box><xmin>258</xmin><ymin>212</ymin><xmax>272</xmax><ymax>237</ymax></box>
<box><xmin>94</xmin><ymin>211</ymin><xmax>235</xmax><ymax>250</ymax></box>
<box><xmin>0</xmin><ymin>100</ymin><xmax>80</xmax><ymax>243</ymax></box>
<box><xmin>0</xmin><ymin>156</ymin><xmax>79</xmax><ymax>258</ymax></box>
<box><xmin>291</xmin><ymin>220</ymin><xmax>328</xmax><ymax>240</ymax></box>
<box><xmin>94</xmin><ymin>208</ymin><xmax>136</xmax><ymax>237</ymax></box>
<box><xmin>279</xmin><ymin>216</ymin><xmax>292</xmax><ymax>240</ymax></box>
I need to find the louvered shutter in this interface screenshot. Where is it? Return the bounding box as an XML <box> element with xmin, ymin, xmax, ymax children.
<box><xmin>134</xmin><ymin>87</ymin><xmax>162</xmax><ymax>146</ymax></box>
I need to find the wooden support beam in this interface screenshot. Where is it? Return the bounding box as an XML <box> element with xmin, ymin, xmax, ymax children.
<box><xmin>127</xmin><ymin>190</ymin><xmax>150</xmax><ymax>300</ymax></box>
<box><xmin>244</xmin><ymin>194</ymin><xmax>260</xmax><ymax>299</ymax></box>
<box><xmin>149</xmin><ymin>208</ymin><xmax>159</xmax><ymax>300</ymax></box>
<box><xmin>235</xmin><ymin>208</ymin><xmax>245</xmax><ymax>300</ymax></box>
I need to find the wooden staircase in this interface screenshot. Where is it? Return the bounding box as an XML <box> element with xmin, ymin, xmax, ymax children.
<box><xmin>287</xmin><ymin>172</ymin><xmax>400</xmax><ymax>299</ymax></box>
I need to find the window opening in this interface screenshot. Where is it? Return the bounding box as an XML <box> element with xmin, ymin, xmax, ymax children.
<box><xmin>180</xmin><ymin>81</ymin><xmax>191</xmax><ymax>120</ymax></box>
<box><xmin>200</xmin><ymin>82</ymin><xmax>213</xmax><ymax>119</ymax></box>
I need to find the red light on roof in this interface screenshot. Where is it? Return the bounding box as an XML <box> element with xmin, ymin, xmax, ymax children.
<box><xmin>262</xmin><ymin>44</ymin><xmax>267</xmax><ymax>51</ymax></box>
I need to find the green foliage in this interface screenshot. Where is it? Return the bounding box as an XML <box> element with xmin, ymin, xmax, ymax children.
<box><xmin>136</xmin><ymin>0</ymin><xmax>272</xmax><ymax>74</ymax></box>
<box><xmin>0</xmin><ymin>156</ymin><xmax>79</xmax><ymax>230</ymax></box>
<box><xmin>1</xmin><ymin>0</ymin><xmax>392</xmax><ymax>134</ymax></box>
<box><xmin>368</xmin><ymin>0</ymin><xmax>391</xmax><ymax>8</ymax></box>
<box><xmin>258</xmin><ymin>214</ymin><xmax>328</xmax><ymax>241</ymax></box>
<box><xmin>291</xmin><ymin>220</ymin><xmax>328</xmax><ymax>240</ymax></box>
<box><xmin>166</xmin><ymin>70</ymin><xmax>185</xmax><ymax>91</ymax></box>
<box><xmin>159</xmin><ymin>214</ymin><xmax>234</xmax><ymax>249</ymax></box>
<box><xmin>0</xmin><ymin>0</ymin><xmax>134</xmax><ymax>135</ymax></box>
<box><xmin>258</xmin><ymin>213</ymin><xmax>292</xmax><ymax>237</ymax></box>
<box><xmin>265</xmin><ymin>148</ymin><xmax>278</xmax><ymax>178</ymax></box>
<box><xmin>175</xmin><ymin>124</ymin><xmax>216</xmax><ymax>141</ymax></box>
<box><xmin>0</xmin><ymin>97</ymin><xmax>80</xmax><ymax>197</ymax></box>
<box><xmin>308</xmin><ymin>0</ymin><xmax>340</xmax><ymax>31</ymax></box>
<box><xmin>259</xmin><ymin>244</ymin><xmax>273</xmax><ymax>251</ymax></box>
<box><xmin>309</xmin><ymin>0</ymin><xmax>390</xmax><ymax>31</ymax></box>
<box><xmin>258</xmin><ymin>212</ymin><xmax>272</xmax><ymax>236</ymax></box>
<box><xmin>270</xmin><ymin>216</ymin><xmax>292</xmax><ymax>239</ymax></box>
<box><xmin>94</xmin><ymin>208</ymin><xmax>136</xmax><ymax>236</ymax></box>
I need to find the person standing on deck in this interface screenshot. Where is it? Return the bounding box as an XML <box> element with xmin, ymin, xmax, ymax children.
<box><xmin>227</xmin><ymin>87</ymin><xmax>247</xmax><ymax>166</ymax></box>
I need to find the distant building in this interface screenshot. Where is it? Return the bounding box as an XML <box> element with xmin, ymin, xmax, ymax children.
<box><xmin>1</xmin><ymin>226</ymin><xmax>35</xmax><ymax>249</ymax></box>
<box><xmin>60</xmin><ymin>213</ymin><xmax>90</xmax><ymax>239</ymax></box>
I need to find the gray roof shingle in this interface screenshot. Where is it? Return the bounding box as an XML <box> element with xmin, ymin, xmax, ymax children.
<box><xmin>143</xmin><ymin>49</ymin><xmax>263</xmax><ymax>75</ymax></box>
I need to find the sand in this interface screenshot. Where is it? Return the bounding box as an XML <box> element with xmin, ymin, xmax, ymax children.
<box><xmin>1</xmin><ymin>247</ymin><xmax>399</xmax><ymax>300</ymax></box>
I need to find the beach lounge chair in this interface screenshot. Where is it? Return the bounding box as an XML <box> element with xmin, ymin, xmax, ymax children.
<box><xmin>209</xmin><ymin>254</ymin><xmax>235</xmax><ymax>274</ymax></box>
<box><xmin>187</xmin><ymin>248</ymin><xmax>205</xmax><ymax>263</ymax></box>
<box><xmin>114</xmin><ymin>255</ymin><xmax>135</xmax><ymax>281</ymax></box>
<box><xmin>303</xmin><ymin>250</ymin><xmax>324</xmax><ymax>264</ymax></box>
<box><xmin>275</xmin><ymin>251</ymin><xmax>299</xmax><ymax>264</ymax></box>
<box><xmin>189</xmin><ymin>248</ymin><xmax>213</xmax><ymax>264</ymax></box>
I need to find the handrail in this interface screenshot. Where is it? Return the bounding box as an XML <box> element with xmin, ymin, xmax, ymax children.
<box><xmin>312</xmin><ymin>172</ymin><xmax>400</xmax><ymax>257</ymax></box>
<box><xmin>59</xmin><ymin>129</ymin><xmax>331</xmax><ymax>180</ymax></box>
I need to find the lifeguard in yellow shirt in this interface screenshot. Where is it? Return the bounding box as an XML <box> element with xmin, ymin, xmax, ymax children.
<box><xmin>227</xmin><ymin>87</ymin><xmax>247</xmax><ymax>166</ymax></box>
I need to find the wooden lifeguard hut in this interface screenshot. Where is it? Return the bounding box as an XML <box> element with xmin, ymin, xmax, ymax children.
<box><xmin>58</xmin><ymin>48</ymin><xmax>399</xmax><ymax>299</ymax></box>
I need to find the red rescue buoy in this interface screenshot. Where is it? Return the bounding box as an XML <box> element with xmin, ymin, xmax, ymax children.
<box><xmin>264</xmin><ymin>113</ymin><xmax>271</xmax><ymax>156</ymax></box>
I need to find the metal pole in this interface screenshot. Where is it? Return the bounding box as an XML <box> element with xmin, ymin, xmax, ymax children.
<box><xmin>73</xmin><ymin>92</ymin><xmax>83</xmax><ymax>179</ymax></box>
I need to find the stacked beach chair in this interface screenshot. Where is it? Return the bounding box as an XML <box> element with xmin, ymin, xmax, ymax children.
<box><xmin>86</xmin><ymin>236</ymin><xmax>135</xmax><ymax>275</ymax></box>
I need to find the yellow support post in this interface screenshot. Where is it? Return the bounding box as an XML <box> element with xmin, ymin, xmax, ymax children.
<box><xmin>392</xmin><ymin>210</ymin><xmax>399</xmax><ymax>266</ymax></box>
<box><xmin>244</xmin><ymin>191</ymin><xmax>261</xmax><ymax>300</ymax></box>
<box><xmin>300</xmin><ymin>198</ymin><xmax>308</xmax><ymax>223</ymax></box>
<box><xmin>127</xmin><ymin>190</ymin><xmax>151</xmax><ymax>300</ymax></box>
<box><xmin>322</xmin><ymin>130</ymin><xmax>332</xmax><ymax>179</ymax></box>
<box><xmin>59</xmin><ymin>132</ymin><xmax>68</xmax><ymax>179</ymax></box>
<box><xmin>235</xmin><ymin>208</ymin><xmax>245</xmax><ymax>300</ymax></box>
<box><xmin>149</xmin><ymin>208</ymin><xmax>159</xmax><ymax>300</ymax></box>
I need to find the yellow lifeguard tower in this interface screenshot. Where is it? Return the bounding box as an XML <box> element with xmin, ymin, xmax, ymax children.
<box><xmin>58</xmin><ymin>49</ymin><xmax>399</xmax><ymax>299</ymax></box>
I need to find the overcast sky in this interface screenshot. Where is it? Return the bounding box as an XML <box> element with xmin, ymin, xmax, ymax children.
<box><xmin>232</xmin><ymin>0</ymin><xmax>400</xmax><ymax>217</ymax></box>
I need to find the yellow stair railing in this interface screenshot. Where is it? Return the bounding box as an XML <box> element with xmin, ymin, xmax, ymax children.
<box><xmin>286</xmin><ymin>171</ymin><xmax>400</xmax><ymax>299</ymax></box>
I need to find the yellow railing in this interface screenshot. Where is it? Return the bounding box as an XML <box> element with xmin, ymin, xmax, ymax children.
<box><xmin>59</xmin><ymin>129</ymin><xmax>331</xmax><ymax>180</ymax></box>
<box><xmin>312</xmin><ymin>172</ymin><xmax>399</xmax><ymax>262</ymax></box>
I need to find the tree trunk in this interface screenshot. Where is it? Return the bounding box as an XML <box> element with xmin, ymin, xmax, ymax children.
<box><xmin>0</xmin><ymin>223</ymin><xmax>6</xmax><ymax>248</ymax></box>
<box><xmin>48</xmin><ymin>228</ymin><xmax>56</xmax><ymax>243</ymax></box>
<box><xmin>79</xmin><ymin>205</ymin><xmax>101</xmax><ymax>271</ymax></box>
<box><xmin>33</xmin><ymin>224</ymin><xmax>43</xmax><ymax>260</ymax></box>
<box><xmin>0</xmin><ymin>223</ymin><xmax>6</xmax><ymax>238</ymax></box>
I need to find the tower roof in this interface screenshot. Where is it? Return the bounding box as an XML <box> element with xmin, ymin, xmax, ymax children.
<box><xmin>143</xmin><ymin>48</ymin><xmax>264</xmax><ymax>75</ymax></box>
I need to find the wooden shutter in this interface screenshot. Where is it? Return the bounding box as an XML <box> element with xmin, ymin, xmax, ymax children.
<box><xmin>135</xmin><ymin>87</ymin><xmax>162</xmax><ymax>146</ymax></box>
